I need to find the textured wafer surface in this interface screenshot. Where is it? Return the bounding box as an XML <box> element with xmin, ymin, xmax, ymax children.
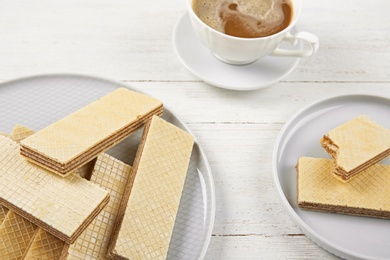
<box><xmin>0</xmin><ymin>205</ymin><xmax>8</xmax><ymax>225</ymax></box>
<box><xmin>20</xmin><ymin>88</ymin><xmax>162</xmax><ymax>169</ymax></box>
<box><xmin>4</xmin><ymin>126</ymin><xmax>69</xmax><ymax>260</ymax></box>
<box><xmin>0</xmin><ymin>211</ymin><xmax>39</xmax><ymax>259</ymax></box>
<box><xmin>322</xmin><ymin>115</ymin><xmax>390</xmax><ymax>173</ymax></box>
<box><xmin>0</xmin><ymin>136</ymin><xmax>110</xmax><ymax>243</ymax></box>
<box><xmin>0</xmin><ymin>130</ymin><xmax>10</xmax><ymax>225</ymax></box>
<box><xmin>23</xmin><ymin>228</ymin><xmax>68</xmax><ymax>260</ymax></box>
<box><xmin>297</xmin><ymin>157</ymin><xmax>390</xmax><ymax>217</ymax></box>
<box><xmin>67</xmin><ymin>153</ymin><xmax>132</xmax><ymax>259</ymax></box>
<box><xmin>9</xmin><ymin>124</ymin><xmax>35</xmax><ymax>144</ymax></box>
<box><xmin>110</xmin><ymin>116</ymin><xmax>194</xmax><ymax>259</ymax></box>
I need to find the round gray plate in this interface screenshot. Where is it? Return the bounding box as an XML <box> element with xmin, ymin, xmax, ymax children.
<box><xmin>0</xmin><ymin>74</ymin><xmax>215</xmax><ymax>260</ymax></box>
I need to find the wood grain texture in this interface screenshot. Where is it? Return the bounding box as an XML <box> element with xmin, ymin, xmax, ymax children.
<box><xmin>0</xmin><ymin>0</ymin><xmax>389</xmax><ymax>258</ymax></box>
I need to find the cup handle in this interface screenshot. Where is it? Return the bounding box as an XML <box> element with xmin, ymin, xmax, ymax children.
<box><xmin>271</xmin><ymin>31</ymin><xmax>319</xmax><ymax>58</ymax></box>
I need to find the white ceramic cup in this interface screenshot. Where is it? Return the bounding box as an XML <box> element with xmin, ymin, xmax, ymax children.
<box><xmin>187</xmin><ymin>0</ymin><xmax>319</xmax><ymax>65</ymax></box>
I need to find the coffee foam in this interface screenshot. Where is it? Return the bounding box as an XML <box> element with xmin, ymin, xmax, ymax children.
<box><xmin>193</xmin><ymin>0</ymin><xmax>292</xmax><ymax>37</ymax></box>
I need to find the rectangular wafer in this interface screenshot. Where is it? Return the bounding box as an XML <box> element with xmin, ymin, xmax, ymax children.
<box><xmin>297</xmin><ymin>157</ymin><xmax>390</xmax><ymax>219</ymax></box>
<box><xmin>10</xmin><ymin>124</ymin><xmax>94</xmax><ymax>179</ymax></box>
<box><xmin>321</xmin><ymin>115</ymin><xmax>390</xmax><ymax>181</ymax></box>
<box><xmin>0</xmin><ymin>136</ymin><xmax>110</xmax><ymax>244</ymax></box>
<box><xmin>0</xmin><ymin>211</ymin><xmax>39</xmax><ymax>259</ymax></box>
<box><xmin>20</xmin><ymin>87</ymin><xmax>163</xmax><ymax>176</ymax></box>
<box><xmin>67</xmin><ymin>153</ymin><xmax>132</xmax><ymax>259</ymax></box>
<box><xmin>108</xmin><ymin>115</ymin><xmax>194</xmax><ymax>259</ymax></box>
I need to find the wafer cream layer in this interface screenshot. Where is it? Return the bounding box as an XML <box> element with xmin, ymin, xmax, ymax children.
<box><xmin>297</xmin><ymin>157</ymin><xmax>390</xmax><ymax>218</ymax></box>
<box><xmin>109</xmin><ymin>116</ymin><xmax>194</xmax><ymax>259</ymax></box>
<box><xmin>0</xmin><ymin>136</ymin><xmax>110</xmax><ymax>243</ymax></box>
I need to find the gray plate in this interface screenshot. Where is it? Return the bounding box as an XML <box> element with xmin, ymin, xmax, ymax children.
<box><xmin>0</xmin><ymin>73</ymin><xmax>215</xmax><ymax>260</ymax></box>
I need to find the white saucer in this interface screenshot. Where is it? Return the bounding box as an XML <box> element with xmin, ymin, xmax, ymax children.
<box><xmin>173</xmin><ymin>12</ymin><xmax>302</xmax><ymax>91</ymax></box>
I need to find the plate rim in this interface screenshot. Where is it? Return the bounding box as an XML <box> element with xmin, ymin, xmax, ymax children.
<box><xmin>272</xmin><ymin>93</ymin><xmax>390</xmax><ymax>260</ymax></box>
<box><xmin>172</xmin><ymin>12</ymin><xmax>302</xmax><ymax>91</ymax></box>
<box><xmin>0</xmin><ymin>72</ymin><xmax>216</xmax><ymax>260</ymax></box>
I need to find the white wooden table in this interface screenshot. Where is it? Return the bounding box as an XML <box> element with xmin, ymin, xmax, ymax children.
<box><xmin>0</xmin><ymin>0</ymin><xmax>389</xmax><ymax>258</ymax></box>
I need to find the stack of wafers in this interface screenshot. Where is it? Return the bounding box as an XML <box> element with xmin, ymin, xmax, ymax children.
<box><xmin>0</xmin><ymin>87</ymin><xmax>195</xmax><ymax>258</ymax></box>
<box><xmin>297</xmin><ymin>115</ymin><xmax>390</xmax><ymax>219</ymax></box>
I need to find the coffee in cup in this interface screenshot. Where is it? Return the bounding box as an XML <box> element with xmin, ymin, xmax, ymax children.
<box><xmin>187</xmin><ymin>0</ymin><xmax>319</xmax><ymax>64</ymax></box>
<box><xmin>192</xmin><ymin>0</ymin><xmax>293</xmax><ymax>38</ymax></box>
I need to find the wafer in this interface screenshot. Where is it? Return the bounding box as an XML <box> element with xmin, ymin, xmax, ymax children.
<box><xmin>23</xmin><ymin>228</ymin><xmax>69</xmax><ymax>260</ymax></box>
<box><xmin>20</xmin><ymin>87</ymin><xmax>163</xmax><ymax>176</ymax></box>
<box><xmin>0</xmin><ymin>211</ymin><xmax>39</xmax><ymax>259</ymax></box>
<box><xmin>67</xmin><ymin>153</ymin><xmax>132</xmax><ymax>259</ymax></box>
<box><xmin>108</xmin><ymin>116</ymin><xmax>194</xmax><ymax>259</ymax></box>
<box><xmin>0</xmin><ymin>136</ymin><xmax>110</xmax><ymax>244</ymax></box>
<box><xmin>297</xmin><ymin>157</ymin><xmax>390</xmax><ymax>219</ymax></box>
<box><xmin>9</xmin><ymin>124</ymin><xmax>35</xmax><ymax>144</ymax></box>
<box><xmin>10</xmin><ymin>124</ymin><xmax>94</xmax><ymax>179</ymax></box>
<box><xmin>321</xmin><ymin>115</ymin><xmax>390</xmax><ymax>181</ymax></box>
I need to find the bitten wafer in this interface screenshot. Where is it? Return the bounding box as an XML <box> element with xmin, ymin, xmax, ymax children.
<box><xmin>67</xmin><ymin>153</ymin><xmax>132</xmax><ymax>259</ymax></box>
<box><xmin>0</xmin><ymin>136</ymin><xmax>110</xmax><ymax>244</ymax></box>
<box><xmin>297</xmin><ymin>157</ymin><xmax>390</xmax><ymax>219</ymax></box>
<box><xmin>321</xmin><ymin>115</ymin><xmax>390</xmax><ymax>180</ymax></box>
<box><xmin>0</xmin><ymin>211</ymin><xmax>39</xmax><ymax>259</ymax></box>
<box><xmin>20</xmin><ymin>87</ymin><xmax>163</xmax><ymax>176</ymax></box>
<box><xmin>108</xmin><ymin>116</ymin><xmax>194</xmax><ymax>260</ymax></box>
